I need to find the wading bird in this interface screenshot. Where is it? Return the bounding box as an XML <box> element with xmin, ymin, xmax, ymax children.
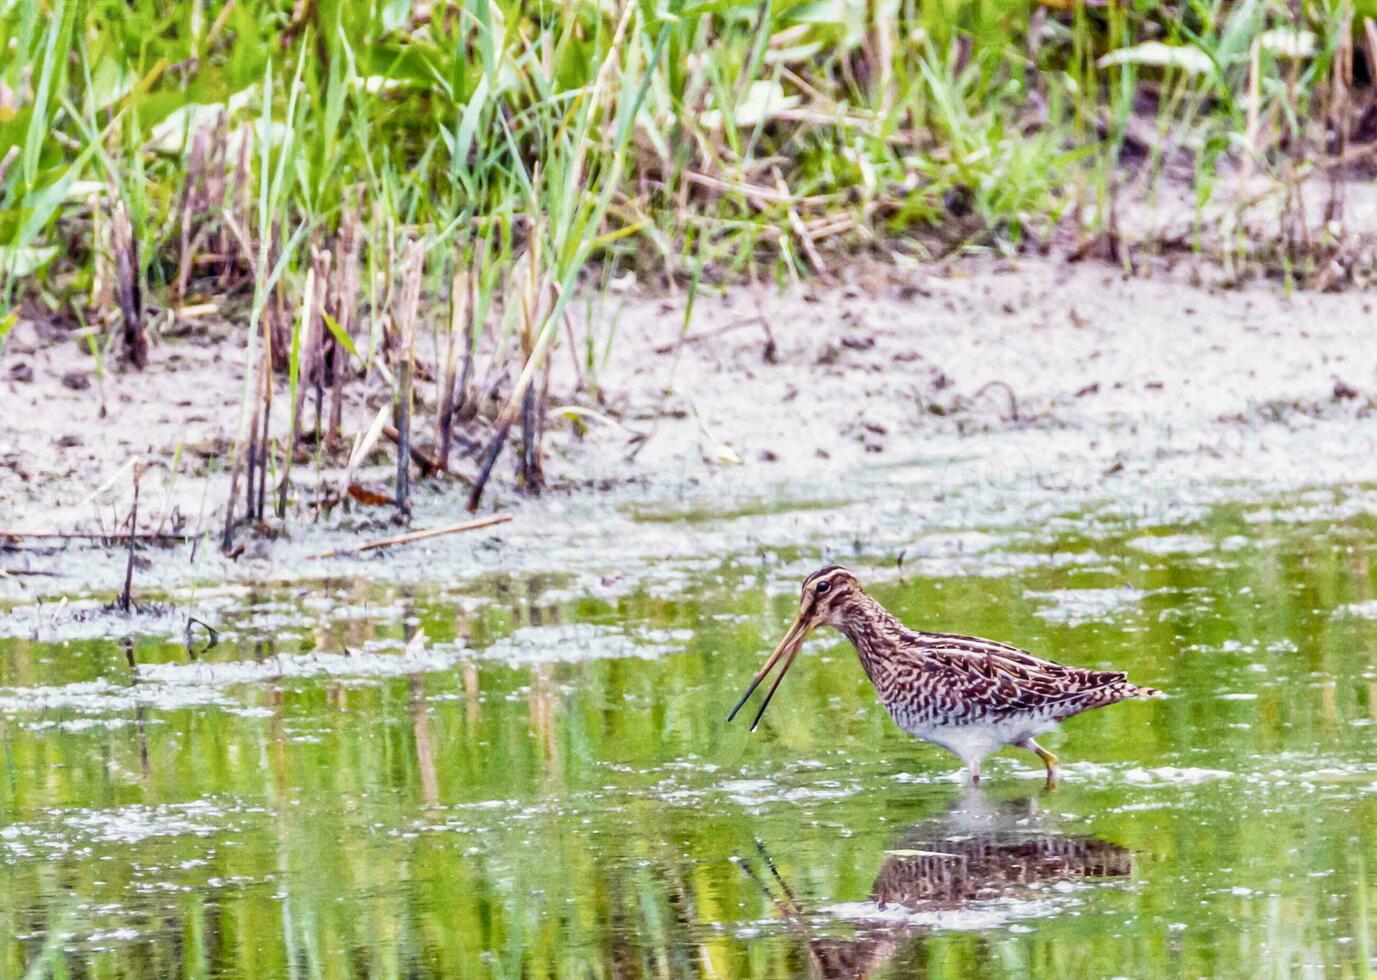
<box><xmin>728</xmin><ymin>565</ymin><xmax>1163</xmax><ymax>784</ymax></box>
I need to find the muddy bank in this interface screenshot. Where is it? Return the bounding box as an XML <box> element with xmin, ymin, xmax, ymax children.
<box><xmin>3</xmin><ymin>253</ymin><xmax>1377</xmax><ymax>601</ymax></box>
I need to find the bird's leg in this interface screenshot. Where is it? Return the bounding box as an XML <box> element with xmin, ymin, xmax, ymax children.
<box><xmin>1019</xmin><ymin>738</ymin><xmax>1059</xmax><ymax>787</ymax></box>
<box><xmin>966</xmin><ymin>757</ymin><xmax>981</xmax><ymax>785</ymax></box>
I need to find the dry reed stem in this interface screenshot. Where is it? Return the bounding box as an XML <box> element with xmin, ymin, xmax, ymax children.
<box><xmin>438</xmin><ymin>237</ymin><xmax>468</xmax><ymax>469</ymax></box>
<box><xmin>393</xmin><ymin>239</ymin><xmax>424</xmax><ymax>518</ymax></box>
<box><xmin>119</xmin><ymin>462</ymin><xmax>145</xmax><ymax>613</ymax></box>
<box><xmin>328</xmin><ymin>191</ymin><xmax>361</xmax><ymax>444</ymax></box>
<box><xmin>175</xmin><ymin>127</ymin><xmax>208</xmax><ymax>303</ymax></box>
<box><xmin>111</xmin><ymin>200</ymin><xmax>147</xmax><ymax>370</ymax></box>
<box><xmin>341</xmin><ymin>404</ymin><xmax>389</xmax><ymax>499</ymax></box>
<box><xmin>773</xmin><ymin>166</ymin><xmax>825</xmax><ymax>275</ymax></box>
<box><xmin>243</xmin><ymin>379</ymin><xmax>261</xmax><ymax>524</ymax></box>
<box><xmin>222</xmin><ymin>437</ymin><xmax>244</xmax><ymax>551</ymax></box>
<box><xmin>468</xmin><ymin>233</ymin><xmax>547</xmax><ymax>510</ymax></box>
<box><xmin>227</xmin><ymin>129</ymin><xmax>253</xmax><ymax>289</ymax></box>
<box><xmin>254</xmin><ymin>363</ymin><xmax>271</xmax><ymax>521</ymax></box>
<box><xmin>252</xmin><ymin>291</ymin><xmax>275</xmax><ymax>523</ymax></box>
<box><xmin>277</xmin><ymin>264</ymin><xmax>317</xmax><ymax>518</ymax></box>
<box><xmin>1326</xmin><ymin>8</ymin><xmax>1354</xmax><ymax>224</ymax></box>
<box><xmin>307</xmin><ymin>248</ymin><xmax>332</xmax><ymax>435</ymax></box>
<box><xmin>517</xmin><ymin>232</ymin><xmax>546</xmax><ymax>491</ymax></box>
<box><xmin>456</xmin><ymin>237</ymin><xmax>483</xmax><ymax>424</ymax></box>
<box><xmin>870</xmin><ymin>0</ymin><xmax>894</xmax><ymax>114</ymax></box>
<box><xmin>89</xmin><ymin>188</ymin><xmax>112</xmax><ymax>314</ymax></box>
<box><xmin>268</xmin><ymin>230</ymin><xmax>291</xmax><ymax>371</ymax></box>
<box><xmin>382</xmin><ymin>424</ymin><xmax>469</xmax><ymax>482</ymax></box>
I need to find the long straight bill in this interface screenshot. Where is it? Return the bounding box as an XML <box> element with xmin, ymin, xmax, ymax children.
<box><xmin>749</xmin><ymin>643</ymin><xmax>800</xmax><ymax>731</ymax></box>
<box><xmin>727</xmin><ymin>614</ymin><xmax>810</xmax><ymax>729</ymax></box>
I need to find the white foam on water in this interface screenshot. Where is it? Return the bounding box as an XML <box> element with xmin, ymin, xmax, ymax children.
<box><xmin>1334</xmin><ymin>600</ymin><xmax>1377</xmax><ymax>619</ymax></box>
<box><xmin>0</xmin><ymin>798</ymin><xmax>259</xmax><ymax>861</ymax></box>
<box><xmin>65</xmin><ymin>800</ymin><xmax>225</xmax><ymax>845</ymax></box>
<box><xmin>1126</xmin><ymin>534</ymin><xmax>1217</xmax><ymax>556</ymax></box>
<box><xmin>1121</xmin><ymin>766</ymin><xmax>1232</xmax><ymax>786</ymax></box>
<box><xmin>823</xmin><ymin>895</ymin><xmax>1073</xmax><ymax>931</ymax></box>
<box><xmin>478</xmin><ymin>623</ymin><xmax>690</xmax><ymax>665</ymax></box>
<box><xmin>715</xmin><ymin>776</ymin><xmax>860</xmax><ymax>808</ymax></box>
<box><xmin>83</xmin><ymin>927</ymin><xmax>141</xmax><ymax>946</ymax></box>
<box><xmin>25</xmin><ymin>717</ymin><xmax>146</xmax><ymax>733</ymax></box>
<box><xmin>1051</xmin><ymin>761</ymin><xmax>1231</xmax><ymax>786</ymax></box>
<box><xmin>0</xmin><ymin>647</ymin><xmax>467</xmax><ymax>719</ymax></box>
<box><xmin>0</xmin><ymin>678</ymin><xmax>227</xmax><ymax>715</ymax></box>
<box><xmin>133</xmin><ymin>645</ymin><xmax>464</xmax><ymax>685</ymax></box>
<box><xmin>1027</xmin><ymin>587</ymin><xmax>1147</xmax><ymax>626</ymax></box>
<box><xmin>1110</xmin><ymin>801</ymin><xmax>1171</xmax><ymax>813</ymax></box>
<box><xmin>0</xmin><ymin>600</ymin><xmax>189</xmax><ymax>643</ymax></box>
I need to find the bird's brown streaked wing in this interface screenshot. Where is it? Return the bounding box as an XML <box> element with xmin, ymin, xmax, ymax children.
<box><xmin>906</xmin><ymin>631</ymin><xmax>1132</xmax><ymax>718</ymax></box>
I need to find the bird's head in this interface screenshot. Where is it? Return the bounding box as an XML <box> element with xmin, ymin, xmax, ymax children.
<box><xmin>727</xmin><ymin>565</ymin><xmax>866</xmax><ymax>731</ymax></box>
<box><xmin>795</xmin><ymin>564</ymin><xmax>865</xmax><ymax>628</ymax></box>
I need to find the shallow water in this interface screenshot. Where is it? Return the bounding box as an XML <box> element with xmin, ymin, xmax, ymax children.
<box><xmin>2</xmin><ymin>483</ymin><xmax>1376</xmax><ymax>977</ymax></box>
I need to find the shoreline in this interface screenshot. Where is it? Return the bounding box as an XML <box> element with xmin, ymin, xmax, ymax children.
<box><xmin>4</xmin><ymin>251</ymin><xmax>1377</xmax><ymax>602</ymax></box>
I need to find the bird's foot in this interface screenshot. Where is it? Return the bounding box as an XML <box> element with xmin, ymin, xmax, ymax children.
<box><xmin>1020</xmin><ymin>738</ymin><xmax>1060</xmax><ymax>790</ymax></box>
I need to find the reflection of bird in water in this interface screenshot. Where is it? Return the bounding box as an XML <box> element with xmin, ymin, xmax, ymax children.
<box><xmin>738</xmin><ymin>789</ymin><xmax>1132</xmax><ymax>979</ymax></box>
<box><xmin>729</xmin><ymin>566</ymin><xmax>1164</xmax><ymax>784</ymax></box>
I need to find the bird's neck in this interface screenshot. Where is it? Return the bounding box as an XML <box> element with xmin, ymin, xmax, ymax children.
<box><xmin>833</xmin><ymin>592</ymin><xmax>911</xmax><ymax>682</ymax></box>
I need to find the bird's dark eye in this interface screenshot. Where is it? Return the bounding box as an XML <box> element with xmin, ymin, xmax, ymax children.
<box><xmin>816</xmin><ymin>581</ymin><xmax>831</xmax><ymax>594</ymax></box>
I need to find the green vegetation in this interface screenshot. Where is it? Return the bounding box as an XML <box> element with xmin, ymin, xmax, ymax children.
<box><xmin>0</xmin><ymin>0</ymin><xmax>1364</xmax><ymax>523</ymax></box>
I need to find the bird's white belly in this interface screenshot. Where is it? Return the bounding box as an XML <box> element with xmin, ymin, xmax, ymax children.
<box><xmin>911</xmin><ymin>724</ymin><xmax>1004</xmax><ymax>763</ymax></box>
<box><xmin>906</xmin><ymin>717</ymin><xmax>1059</xmax><ymax>763</ymax></box>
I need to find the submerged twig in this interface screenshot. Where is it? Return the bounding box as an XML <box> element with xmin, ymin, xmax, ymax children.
<box><xmin>970</xmin><ymin>380</ymin><xmax>1020</xmax><ymax>421</ymax></box>
<box><xmin>0</xmin><ymin>529</ymin><xmax>196</xmax><ymax>542</ymax></box>
<box><xmin>184</xmin><ymin>616</ymin><xmax>220</xmax><ymax>660</ymax></box>
<box><xmin>306</xmin><ymin>513</ymin><xmax>512</xmax><ymax>560</ymax></box>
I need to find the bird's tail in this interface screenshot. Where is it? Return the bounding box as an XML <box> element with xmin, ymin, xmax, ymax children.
<box><xmin>1131</xmin><ymin>684</ymin><xmax>1166</xmax><ymax>699</ymax></box>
